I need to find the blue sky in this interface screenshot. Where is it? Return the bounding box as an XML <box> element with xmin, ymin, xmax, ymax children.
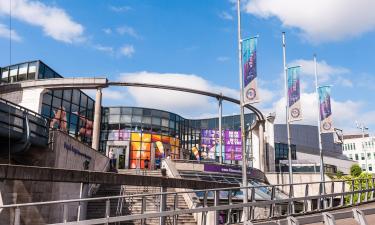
<box><xmin>0</xmin><ymin>0</ymin><xmax>374</xmax><ymax>134</ymax></box>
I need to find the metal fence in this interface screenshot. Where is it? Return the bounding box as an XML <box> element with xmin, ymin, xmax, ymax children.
<box><xmin>1</xmin><ymin>178</ymin><xmax>375</xmax><ymax>225</ymax></box>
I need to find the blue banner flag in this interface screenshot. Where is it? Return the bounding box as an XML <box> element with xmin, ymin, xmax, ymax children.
<box><xmin>242</xmin><ymin>37</ymin><xmax>259</xmax><ymax>104</ymax></box>
<box><xmin>318</xmin><ymin>86</ymin><xmax>334</xmax><ymax>133</ymax></box>
<box><xmin>287</xmin><ymin>66</ymin><xmax>302</xmax><ymax>121</ymax></box>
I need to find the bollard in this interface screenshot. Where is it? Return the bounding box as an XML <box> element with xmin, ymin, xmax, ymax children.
<box><xmin>105</xmin><ymin>199</ymin><xmax>110</xmax><ymax>225</ymax></box>
<box><xmin>63</xmin><ymin>204</ymin><xmax>68</xmax><ymax>223</ymax></box>
<box><xmin>14</xmin><ymin>208</ymin><xmax>20</xmax><ymax>225</ymax></box>
<box><xmin>287</xmin><ymin>216</ymin><xmax>299</xmax><ymax>225</ymax></box>
<box><xmin>159</xmin><ymin>188</ymin><xmax>167</xmax><ymax>225</ymax></box>
<box><xmin>214</xmin><ymin>190</ymin><xmax>220</xmax><ymax>225</ymax></box>
<box><xmin>352</xmin><ymin>208</ymin><xmax>369</xmax><ymax>225</ymax></box>
<box><xmin>322</xmin><ymin>212</ymin><xmax>336</xmax><ymax>225</ymax></box>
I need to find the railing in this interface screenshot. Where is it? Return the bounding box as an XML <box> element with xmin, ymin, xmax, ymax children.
<box><xmin>0</xmin><ymin>97</ymin><xmax>49</xmax><ymax>146</ymax></box>
<box><xmin>1</xmin><ymin>178</ymin><xmax>375</xmax><ymax>225</ymax></box>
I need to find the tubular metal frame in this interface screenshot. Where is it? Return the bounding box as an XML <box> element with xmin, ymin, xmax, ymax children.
<box><xmin>2</xmin><ymin>178</ymin><xmax>375</xmax><ymax>225</ymax></box>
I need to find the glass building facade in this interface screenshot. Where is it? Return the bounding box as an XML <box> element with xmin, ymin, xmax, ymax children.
<box><xmin>1</xmin><ymin>61</ymin><xmax>95</xmax><ymax>145</ymax></box>
<box><xmin>1</xmin><ymin>60</ymin><xmax>63</xmax><ymax>84</ymax></box>
<box><xmin>41</xmin><ymin>89</ymin><xmax>95</xmax><ymax>145</ymax></box>
<box><xmin>100</xmin><ymin>106</ymin><xmax>255</xmax><ymax>169</ymax></box>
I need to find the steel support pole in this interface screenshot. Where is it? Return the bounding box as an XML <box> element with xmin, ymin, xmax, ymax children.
<box><xmin>159</xmin><ymin>187</ymin><xmax>167</xmax><ymax>225</ymax></box>
<box><xmin>282</xmin><ymin>32</ymin><xmax>293</xmax><ymax>185</ymax></box>
<box><xmin>214</xmin><ymin>190</ymin><xmax>220</xmax><ymax>225</ymax></box>
<box><xmin>236</xmin><ymin>0</ymin><xmax>249</xmax><ymax>221</ymax></box>
<box><xmin>314</xmin><ymin>55</ymin><xmax>326</xmax><ymax>203</ymax></box>
<box><xmin>218</xmin><ymin>96</ymin><xmax>223</xmax><ymax>164</ymax></box>
<box><xmin>92</xmin><ymin>88</ymin><xmax>102</xmax><ymax>150</ymax></box>
<box><xmin>259</xmin><ymin>122</ymin><xmax>265</xmax><ymax>172</ymax></box>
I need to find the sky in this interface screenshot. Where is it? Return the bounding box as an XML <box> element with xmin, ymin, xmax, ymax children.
<box><xmin>0</xmin><ymin>0</ymin><xmax>374</xmax><ymax>135</ymax></box>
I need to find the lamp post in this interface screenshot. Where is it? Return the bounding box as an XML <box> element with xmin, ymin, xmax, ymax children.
<box><xmin>236</xmin><ymin>0</ymin><xmax>249</xmax><ymax>221</ymax></box>
<box><xmin>356</xmin><ymin>122</ymin><xmax>369</xmax><ymax>171</ymax></box>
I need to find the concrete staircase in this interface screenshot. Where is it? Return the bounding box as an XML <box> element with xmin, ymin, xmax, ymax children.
<box><xmin>118</xmin><ymin>169</ymin><xmax>197</xmax><ymax>225</ymax></box>
<box><xmin>86</xmin><ymin>184</ymin><xmax>131</xmax><ymax>223</ymax></box>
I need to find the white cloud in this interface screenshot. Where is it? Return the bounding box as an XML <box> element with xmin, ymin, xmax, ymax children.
<box><xmin>118</xmin><ymin>71</ymin><xmax>239</xmax><ymax>117</ymax></box>
<box><xmin>109</xmin><ymin>5</ymin><xmax>132</xmax><ymax>13</ymax></box>
<box><xmin>289</xmin><ymin>59</ymin><xmax>351</xmax><ymax>89</ymax></box>
<box><xmin>218</xmin><ymin>11</ymin><xmax>233</xmax><ymax>20</ymax></box>
<box><xmin>243</xmin><ymin>0</ymin><xmax>375</xmax><ymax>42</ymax></box>
<box><xmin>93</xmin><ymin>44</ymin><xmax>114</xmax><ymax>55</ymax></box>
<box><xmin>103</xmin><ymin>28</ymin><xmax>112</xmax><ymax>34</ymax></box>
<box><xmin>270</xmin><ymin>92</ymin><xmax>366</xmax><ymax>133</ymax></box>
<box><xmin>119</xmin><ymin>45</ymin><xmax>135</xmax><ymax>57</ymax></box>
<box><xmin>116</xmin><ymin>26</ymin><xmax>139</xmax><ymax>38</ymax></box>
<box><xmin>0</xmin><ymin>0</ymin><xmax>84</xmax><ymax>43</ymax></box>
<box><xmin>217</xmin><ymin>56</ymin><xmax>230</xmax><ymax>62</ymax></box>
<box><xmin>0</xmin><ymin>23</ymin><xmax>22</xmax><ymax>41</ymax></box>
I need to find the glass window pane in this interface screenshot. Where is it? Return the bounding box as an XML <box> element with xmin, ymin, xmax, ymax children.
<box><xmin>142</xmin><ymin>116</ymin><xmax>151</xmax><ymax>124</ymax></box>
<box><xmin>143</xmin><ymin>109</ymin><xmax>152</xmax><ymax>116</ymax></box>
<box><xmin>162</xmin><ymin>112</ymin><xmax>169</xmax><ymax>118</ymax></box>
<box><xmin>80</xmin><ymin>94</ymin><xmax>88</xmax><ymax>107</ymax></box>
<box><xmin>53</xmin><ymin>90</ymin><xmax>63</xmax><ymax>99</ymax></box>
<box><xmin>1</xmin><ymin>67</ymin><xmax>9</xmax><ymax>83</ymax></box>
<box><xmin>62</xmin><ymin>100</ymin><xmax>71</xmax><ymax>112</ymax></box>
<box><xmin>133</xmin><ymin>108</ymin><xmax>142</xmax><ymax>115</ymax></box>
<box><xmin>42</xmin><ymin>93</ymin><xmax>52</xmax><ymax>105</ymax></box>
<box><xmin>120</xmin><ymin>115</ymin><xmax>131</xmax><ymax>123</ymax></box>
<box><xmin>109</xmin><ymin>108</ymin><xmax>121</xmax><ymax>114</ymax></box>
<box><xmin>121</xmin><ymin>107</ymin><xmax>132</xmax><ymax>114</ymax></box>
<box><xmin>18</xmin><ymin>63</ymin><xmax>28</xmax><ymax>81</ymax></box>
<box><xmin>10</xmin><ymin>66</ymin><xmax>17</xmax><ymax>82</ymax></box>
<box><xmin>152</xmin><ymin>117</ymin><xmax>161</xmax><ymax>125</ymax></box>
<box><xmin>72</xmin><ymin>90</ymin><xmax>80</xmax><ymax>104</ymax></box>
<box><xmin>132</xmin><ymin>115</ymin><xmax>142</xmax><ymax>123</ymax></box>
<box><xmin>52</xmin><ymin>97</ymin><xmax>62</xmax><ymax>108</ymax></box>
<box><xmin>45</xmin><ymin>67</ymin><xmax>54</xmax><ymax>78</ymax></box>
<box><xmin>152</xmin><ymin>110</ymin><xmax>162</xmax><ymax>117</ymax></box>
<box><xmin>161</xmin><ymin>118</ymin><xmax>169</xmax><ymax>127</ymax></box>
<box><xmin>108</xmin><ymin>114</ymin><xmax>120</xmax><ymax>124</ymax></box>
<box><xmin>63</xmin><ymin>90</ymin><xmax>72</xmax><ymax>101</ymax></box>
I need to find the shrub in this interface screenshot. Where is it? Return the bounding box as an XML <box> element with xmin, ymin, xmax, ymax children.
<box><xmin>350</xmin><ymin>164</ymin><xmax>362</xmax><ymax>177</ymax></box>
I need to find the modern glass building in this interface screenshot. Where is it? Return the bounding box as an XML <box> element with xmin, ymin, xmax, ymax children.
<box><xmin>1</xmin><ymin>60</ymin><xmax>63</xmax><ymax>83</ymax></box>
<box><xmin>1</xmin><ymin>60</ymin><xmax>352</xmax><ymax>173</ymax></box>
<box><xmin>1</xmin><ymin>60</ymin><xmax>95</xmax><ymax>145</ymax></box>
<box><xmin>100</xmin><ymin>106</ymin><xmax>255</xmax><ymax>169</ymax></box>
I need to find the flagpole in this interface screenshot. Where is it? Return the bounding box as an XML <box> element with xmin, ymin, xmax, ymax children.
<box><xmin>237</xmin><ymin>0</ymin><xmax>249</xmax><ymax>221</ymax></box>
<box><xmin>282</xmin><ymin>32</ymin><xmax>294</xmax><ymax>186</ymax></box>
<box><xmin>314</xmin><ymin>54</ymin><xmax>326</xmax><ymax>199</ymax></box>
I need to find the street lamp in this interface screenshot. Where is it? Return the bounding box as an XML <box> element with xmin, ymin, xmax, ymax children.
<box><xmin>356</xmin><ymin>121</ymin><xmax>369</xmax><ymax>171</ymax></box>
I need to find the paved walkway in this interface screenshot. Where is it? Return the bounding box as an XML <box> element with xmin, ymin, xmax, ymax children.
<box><xmin>297</xmin><ymin>202</ymin><xmax>375</xmax><ymax>225</ymax></box>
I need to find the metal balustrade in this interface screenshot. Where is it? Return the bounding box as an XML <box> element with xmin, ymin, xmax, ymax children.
<box><xmin>2</xmin><ymin>178</ymin><xmax>375</xmax><ymax>225</ymax></box>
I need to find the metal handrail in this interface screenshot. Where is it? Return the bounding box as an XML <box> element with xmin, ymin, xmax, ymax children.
<box><xmin>1</xmin><ymin>178</ymin><xmax>373</xmax><ymax>209</ymax></box>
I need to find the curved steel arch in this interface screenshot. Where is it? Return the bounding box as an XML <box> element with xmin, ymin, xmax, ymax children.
<box><xmin>108</xmin><ymin>82</ymin><xmax>265</xmax><ymax>121</ymax></box>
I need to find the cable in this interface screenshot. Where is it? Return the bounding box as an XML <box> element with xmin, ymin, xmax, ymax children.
<box><xmin>8</xmin><ymin>0</ymin><xmax>12</xmax><ymax>165</ymax></box>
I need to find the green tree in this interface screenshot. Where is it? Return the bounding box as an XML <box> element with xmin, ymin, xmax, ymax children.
<box><xmin>350</xmin><ymin>164</ymin><xmax>362</xmax><ymax>177</ymax></box>
<box><xmin>344</xmin><ymin>172</ymin><xmax>374</xmax><ymax>204</ymax></box>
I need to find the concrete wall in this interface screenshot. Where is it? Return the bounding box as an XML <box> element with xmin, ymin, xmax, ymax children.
<box><xmin>296</xmin><ymin>152</ymin><xmax>355</xmax><ymax>174</ymax></box>
<box><xmin>266</xmin><ymin>173</ymin><xmax>349</xmax><ymax>198</ymax></box>
<box><xmin>0</xmin><ymin>130</ymin><xmax>109</xmax><ymax>224</ymax></box>
<box><xmin>0</xmin><ymin>90</ymin><xmax>23</xmax><ymax>105</ymax></box>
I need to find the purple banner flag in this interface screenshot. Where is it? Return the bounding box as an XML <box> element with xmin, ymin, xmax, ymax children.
<box><xmin>318</xmin><ymin>86</ymin><xmax>334</xmax><ymax>133</ymax></box>
<box><xmin>200</xmin><ymin>129</ymin><xmax>242</xmax><ymax>161</ymax></box>
<box><xmin>242</xmin><ymin>37</ymin><xmax>259</xmax><ymax>104</ymax></box>
<box><xmin>287</xmin><ymin>66</ymin><xmax>302</xmax><ymax>122</ymax></box>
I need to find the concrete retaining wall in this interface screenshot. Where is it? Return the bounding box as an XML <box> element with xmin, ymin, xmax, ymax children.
<box><xmin>0</xmin><ymin>130</ymin><xmax>109</xmax><ymax>224</ymax></box>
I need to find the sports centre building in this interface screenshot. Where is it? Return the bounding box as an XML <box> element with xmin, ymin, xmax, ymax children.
<box><xmin>0</xmin><ymin>60</ymin><xmax>354</xmax><ymax>174</ymax></box>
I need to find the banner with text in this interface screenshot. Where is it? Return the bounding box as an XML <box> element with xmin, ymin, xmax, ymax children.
<box><xmin>287</xmin><ymin>66</ymin><xmax>302</xmax><ymax>122</ymax></box>
<box><xmin>200</xmin><ymin>129</ymin><xmax>242</xmax><ymax>161</ymax></box>
<box><xmin>242</xmin><ymin>37</ymin><xmax>259</xmax><ymax>104</ymax></box>
<box><xmin>318</xmin><ymin>86</ymin><xmax>334</xmax><ymax>133</ymax></box>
